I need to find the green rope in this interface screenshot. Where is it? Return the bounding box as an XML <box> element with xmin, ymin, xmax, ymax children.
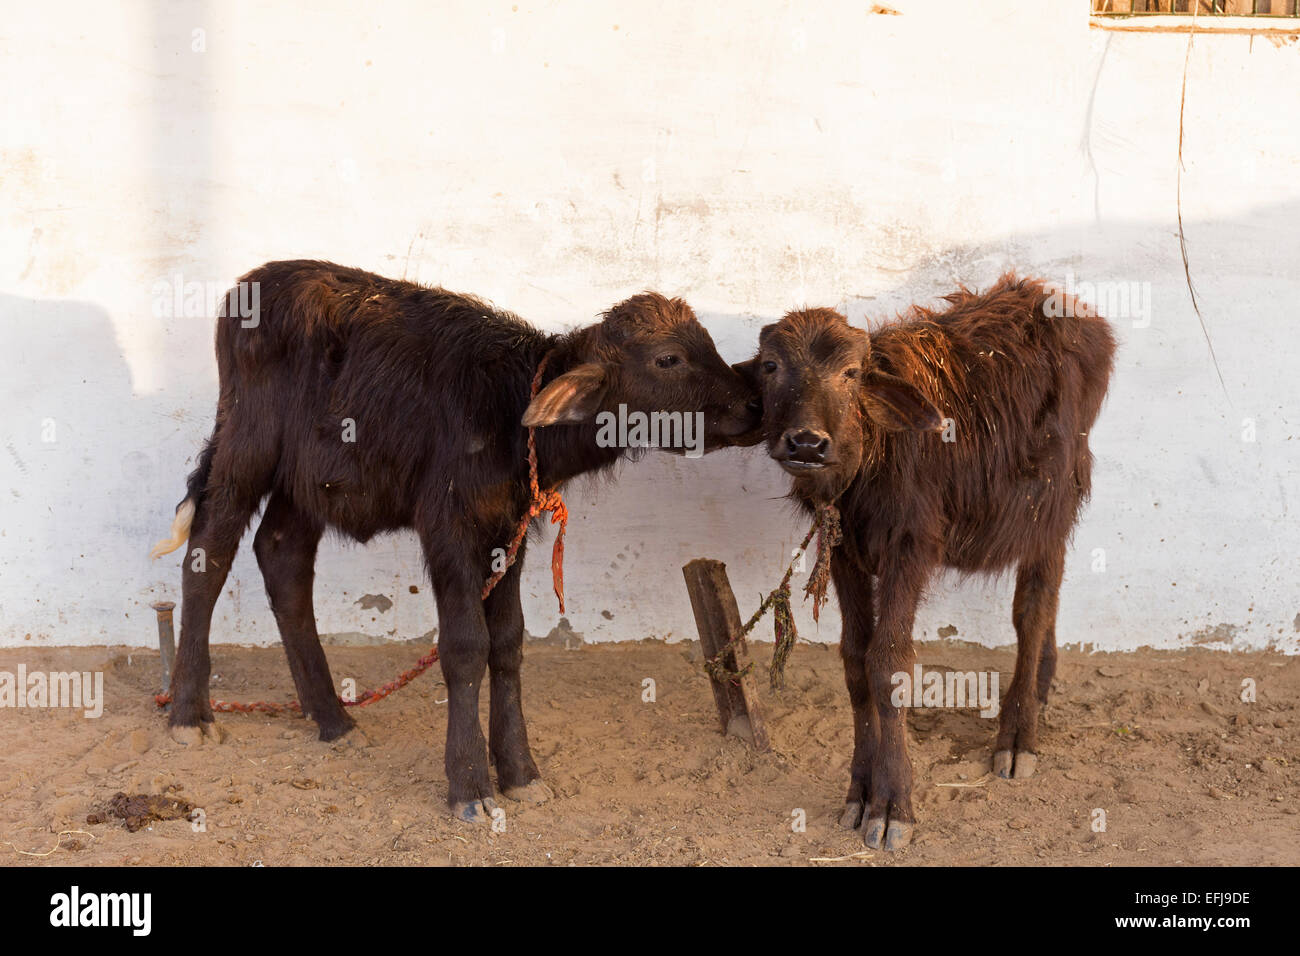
<box><xmin>704</xmin><ymin>504</ymin><xmax>841</xmax><ymax>691</ymax></box>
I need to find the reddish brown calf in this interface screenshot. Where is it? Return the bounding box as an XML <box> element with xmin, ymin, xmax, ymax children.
<box><xmin>743</xmin><ymin>274</ymin><xmax>1115</xmax><ymax>850</ymax></box>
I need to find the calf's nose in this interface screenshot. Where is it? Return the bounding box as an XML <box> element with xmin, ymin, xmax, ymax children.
<box><xmin>782</xmin><ymin>428</ymin><xmax>831</xmax><ymax>462</ymax></box>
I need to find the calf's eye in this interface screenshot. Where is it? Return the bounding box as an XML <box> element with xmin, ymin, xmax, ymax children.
<box><xmin>844</xmin><ymin>367</ymin><xmax>860</xmax><ymax>380</ymax></box>
<box><xmin>655</xmin><ymin>354</ymin><xmax>683</xmax><ymax>369</ymax></box>
<box><xmin>762</xmin><ymin>360</ymin><xmax>778</xmax><ymax>373</ymax></box>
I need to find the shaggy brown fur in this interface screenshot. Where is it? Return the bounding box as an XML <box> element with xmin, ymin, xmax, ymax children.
<box><xmin>152</xmin><ymin>260</ymin><xmax>760</xmax><ymax>823</ymax></box>
<box><xmin>741</xmin><ymin>274</ymin><xmax>1116</xmax><ymax>850</ymax></box>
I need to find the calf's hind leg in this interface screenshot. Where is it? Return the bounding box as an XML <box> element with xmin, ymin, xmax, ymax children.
<box><xmin>994</xmin><ymin>540</ymin><xmax>1065</xmax><ymax>779</ymax></box>
<box><xmin>169</xmin><ymin>406</ymin><xmax>279</xmax><ymax>744</ymax></box>
<box><xmin>253</xmin><ymin>491</ymin><xmax>354</xmax><ymax>741</ymax></box>
<box><xmin>169</xmin><ymin>488</ymin><xmax>262</xmax><ymax>744</ymax></box>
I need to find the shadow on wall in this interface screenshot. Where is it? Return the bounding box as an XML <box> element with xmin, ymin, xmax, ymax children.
<box><xmin>0</xmin><ymin>293</ymin><xmax>186</xmax><ymax>641</ymax></box>
<box><xmin>815</xmin><ymin>203</ymin><xmax>1299</xmax><ymax>653</ymax></box>
<box><xmin>571</xmin><ymin>202</ymin><xmax>1299</xmax><ymax>653</ymax></box>
<box><xmin>1</xmin><ymin>199</ymin><xmax>1297</xmax><ymax>652</ymax></box>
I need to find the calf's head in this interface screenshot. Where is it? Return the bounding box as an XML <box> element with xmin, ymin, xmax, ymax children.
<box><xmin>522</xmin><ymin>292</ymin><xmax>762</xmax><ymax>453</ymax></box>
<box><xmin>741</xmin><ymin>308</ymin><xmax>942</xmax><ymax>499</ymax></box>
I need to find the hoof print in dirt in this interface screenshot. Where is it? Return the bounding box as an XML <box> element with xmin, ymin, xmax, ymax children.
<box><xmin>329</xmin><ymin>725</ymin><xmax>370</xmax><ymax>750</ymax></box>
<box><xmin>169</xmin><ymin>721</ymin><xmax>225</xmax><ymax>747</ymax></box>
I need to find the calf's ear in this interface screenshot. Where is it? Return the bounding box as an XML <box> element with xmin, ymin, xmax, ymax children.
<box><xmin>862</xmin><ymin>370</ymin><xmax>943</xmax><ymax>432</ymax></box>
<box><xmin>731</xmin><ymin>357</ymin><xmax>761</xmax><ymax>391</ymax></box>
<box><xmin>522</xmin><ymin>363</ymin><xmax>610</xmax><ymax>427</ymax></box>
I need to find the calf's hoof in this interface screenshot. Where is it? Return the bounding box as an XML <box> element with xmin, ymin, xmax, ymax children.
<box><xmin>993</xmin><ymin>749</ymin><xmax>1037</xmax><ymax>779</ymax></box>
<box><xmin>503</xmin><ymin>780</ymin><xmax>553</xmax><ymax>805</ymax></box>
<box><xmin>839</xmin><ymin>802</ymin><xmax>865</xmax><ymax>830</ymax></box>
<box><xmin>168</xmin><ymin>720</ymin><xmax>225</xmax><ymax>747</ymax></box>
<box><xmin>861</xmin><ymin>816</ymin><xmax>913</xmax><ymax>851</ymax></box>
<box><xmin>452</xmin><ymin>797</ymin><xmax>499</xmax><ymax>825</ymax></box>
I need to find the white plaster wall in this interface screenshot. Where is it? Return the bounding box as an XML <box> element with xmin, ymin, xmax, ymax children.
<box><xmin>1</xmin><ymin>1</ymin><xmax>1296</xmax><ymax>653</ymax></box>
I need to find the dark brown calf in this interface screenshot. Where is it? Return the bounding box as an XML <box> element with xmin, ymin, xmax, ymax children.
<box><xmin>743</xmin><ymin>274</ymin><xmax>1115</xmax><ymax>850</ymax></box>
<box><xmin>151</xmin><ymin>260</ymin><xmax>760</xmax><ymax>823</ymax></box>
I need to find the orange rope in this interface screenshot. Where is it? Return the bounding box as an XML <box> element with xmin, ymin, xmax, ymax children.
<box><xmin>480</xmin><ymin>352</ymin><xmax>568</xmax><ymax>611</ymax></box>
<box><xmin>155</xmin><ymin>351</ymin><xmax>568</xmax><ymax>716</ymax></box>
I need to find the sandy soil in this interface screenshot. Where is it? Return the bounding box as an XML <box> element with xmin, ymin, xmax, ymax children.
<box><xmin>1</xmin><ymin>639</ymin><xmax>1296</xmax><ymax>866</ymax></box>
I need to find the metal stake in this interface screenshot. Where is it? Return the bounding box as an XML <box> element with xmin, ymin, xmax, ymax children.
<box><xmin>150</xmin><ymin>601</ymin><xmax>176</xmax><ymax>695</ymax></box>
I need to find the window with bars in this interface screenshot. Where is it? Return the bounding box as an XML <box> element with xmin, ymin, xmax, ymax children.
<box><xmin>1093</xmin><ymin>1</ymin><xmax>1300</xmax><ymax>14</ymax></box>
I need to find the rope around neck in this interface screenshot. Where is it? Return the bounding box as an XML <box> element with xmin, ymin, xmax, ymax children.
<box><xmin>480</xmin><ymin>350</ymin><xmax>569</xmax><ymax>612</ymax></box>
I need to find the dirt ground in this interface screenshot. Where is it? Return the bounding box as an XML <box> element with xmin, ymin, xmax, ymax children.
<box><xmin>1</xmin><ymin>638</ymin><xmax>1296</xmax><ymax>866</ymax></box>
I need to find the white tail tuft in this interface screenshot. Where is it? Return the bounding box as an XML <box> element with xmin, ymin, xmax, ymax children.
<box><xmin>150</xmin><ymin>498</ymin><xmax>196</xmax><ymax>560</ymax></box>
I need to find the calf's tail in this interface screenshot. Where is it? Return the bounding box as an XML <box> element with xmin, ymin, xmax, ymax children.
<box><xmin>150</xmin><ymin>424</ymin><xmax>219</xmax><ymax>560</ymax></box>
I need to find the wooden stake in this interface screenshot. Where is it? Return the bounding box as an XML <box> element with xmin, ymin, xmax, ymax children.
<box><xmin>681</xmin><ymin>559</ymin><xmax>770</xmax><ymax>752</ymax></box>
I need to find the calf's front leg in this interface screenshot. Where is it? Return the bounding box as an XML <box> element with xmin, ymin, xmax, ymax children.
<box><xmin>832</xmin><ymin>550</ymin><xmax>877</xmax><ymax>830</ymax></box>
<box><xmin>483</xmin><ymin>545</ymin><xmax>551</xmax><ymax>803</ymax></box>
<box><xmin>859</xmin><ymin>557</ymin><xmax>929</xmax><ymax>851</ymax></box>
<box><xmin>425</xmin><ymin>533</ymin><xmax>496</xmax><ymax>823</ymax></box>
